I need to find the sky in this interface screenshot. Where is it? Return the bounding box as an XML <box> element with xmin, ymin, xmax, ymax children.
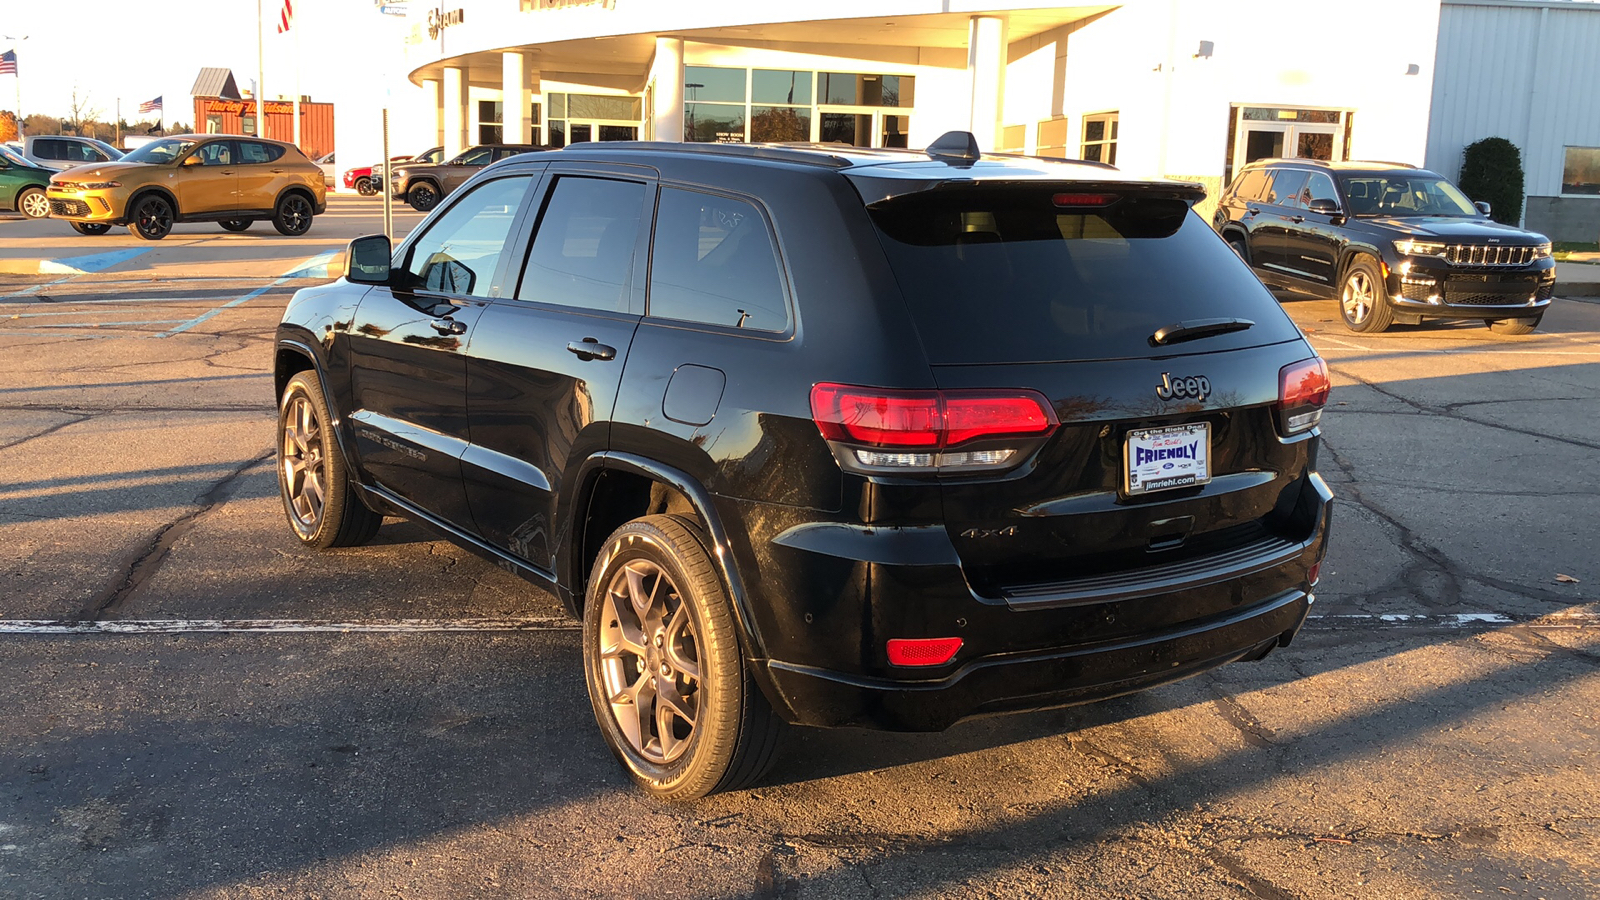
<box><xmin>1</xmin><ymin>0</ymin><xmax>406</xmax><ymax>126</ymax></box>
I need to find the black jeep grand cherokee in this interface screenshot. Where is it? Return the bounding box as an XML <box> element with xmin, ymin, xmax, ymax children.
<box><xmin>274</xmin><ymin>134</ymin><xmax>1333</xmax><ymax>799</ymax></box>
<box><xmin>1213</xmin><ymin>159</ymin><xmax>1556</xmax><ymax>334</ymax></box>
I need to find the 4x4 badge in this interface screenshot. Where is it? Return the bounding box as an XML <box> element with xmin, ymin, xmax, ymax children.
<box><xmin>1156</xmin><ymin>373</ymin><xmax>1211</xmax><ymax>401</ymax></box>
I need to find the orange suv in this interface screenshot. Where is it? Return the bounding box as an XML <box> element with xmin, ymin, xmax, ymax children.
<box><xmin>47</xmin><ymin>134</ymin><xmax>326</xmax><ymax>240</ymax></box>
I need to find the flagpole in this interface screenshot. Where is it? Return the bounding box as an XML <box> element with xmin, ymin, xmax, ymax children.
<box><xmin>116</xmin><ymin>98</ymin><xmax>121</xmax><ymax>146</ymax></box>
<box><xmin>256</xmin><ymin>0</ymin><xmax>267</xmax><ymax>139</ymax></box>
<box><xmin>292</xmin><ymin>3</ymin><xmax>302</xmax><ymax>151</ymax></box>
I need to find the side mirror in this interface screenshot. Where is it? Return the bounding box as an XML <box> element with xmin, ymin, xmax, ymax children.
<box><xmin>448</xmin><ymin>158</ymin><xmax>466</xmax><ymax>166</ymax></box>
<box><xmin>1474</xmin><ymin>200</ymin><xmax>1492</xmax><ymax>216</ymax></box>
<box><xmin>347</xmin><ymin>234</ymin><xmax>392</xmax><ymax>285</ymax></box>
<box><xmin>181</xmin><ymin>155</ymin><xmax>204</xmax><ymax>167</ymax></box>
<box><xmin>1306</xmin><ymin>197</ymin><xmax>1341</xmax><ymax>215</ymax></box>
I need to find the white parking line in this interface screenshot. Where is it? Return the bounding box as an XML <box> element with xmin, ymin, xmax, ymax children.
<box><xmin>0</xmin><ymin>612</ymin><xmax>1591</xmax><ymax>636</ymax></box>
<box><xmin>0</xmin><ymin>617</ymin><xmax>579</xmax><ymax>635</ymax></box>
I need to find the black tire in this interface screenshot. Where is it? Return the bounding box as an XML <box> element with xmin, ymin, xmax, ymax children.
<box><xmin>583</xmin><ymin>514</ymin><xmax>784</xmax><ymax>800</ymax></box>
<box><xmin>407</xmin><ymin>182</ymin><xmax>439</xmax><ymax>212</ymax></box>
<box><xmin>1338</xmin><ymin>256</ymin><xmax>1394</xmax><ymax>333</ymax></box>
<box><xmin>355</xmin><ymin>176</ymin><xmax>376</xmax><ymax>196</ymax></box>
<box><xmin>71</xmin><ymin>221</ymin><xmax>112</xmax><ymax>235</ymax></box>
<box><xmin>17</xmin><ymin>186</ymin><xmax>49</xmax><ymax>219</ymax></box>
<box><xmin>220</xmin><ymin>219</ymin><xmax>252</xmax><ymax>232</ymax></box>
<box><xmin>273</xmin><ymin>193</ymin><xmax>315</xmax><ymax>236</ymax></box>
<box><xmin>1226</xmin><ymin>234</ymin><xmax>1250</xmax><ymax>265</ymax></box>
<box><xmin>276</xmin><ymin>371</ymin><xmax>382</xmax><ymax>549</ymax></box>
<box><xmin>129</xmin><ymin>193</ymin><xmax>174</xmax><ymax>240</ymax></box>
<box><xmin>1487</xmin><ymin>313</ymin><xmax>1542</xmax><ymax>335</ymax></box>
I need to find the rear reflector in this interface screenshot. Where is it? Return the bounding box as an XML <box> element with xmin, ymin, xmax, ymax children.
<box><xmin>1277</xmin><ymin>358</ymin><xmax>1330</xmax><ymax>435</ymax></box>
<box><xmin>887</xmin><ymin>637</ymin><xmax>963</xmax><ymax>667</ymax></box>
<box><xmin>1308</xmin><ymin>562</ymin><xmax>1322</xmax><ymax>586</ymax></box>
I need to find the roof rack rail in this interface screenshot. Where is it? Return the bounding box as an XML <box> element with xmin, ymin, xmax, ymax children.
<box><xmin>562</xmin><ymin>140</ymin><xmax>855</xmax><ymax>169</ymax></box>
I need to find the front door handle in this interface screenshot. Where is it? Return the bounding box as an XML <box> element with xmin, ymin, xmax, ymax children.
<box><xmin>567</xmin><ymin>337</ymin><xmax>617</xmax><ymax>361</ymax></box>
<box><xmin>430</xmin><ymin>317</ymin><xmax>467</xmax><ymax>335</ymax></box>
<box><xmin>1290</xmin><ymin>215</ymin><xmax>1305</xmax><ymax>224</ymax></box>
<box><xmin>1245</xmin><ymin>206</ymin><xmax>1260</xmax><ymax>216</ymax></box>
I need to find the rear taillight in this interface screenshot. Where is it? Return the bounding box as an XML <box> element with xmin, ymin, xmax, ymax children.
<box><xmin>1277</xmin><ymin>358</ymin><xmax>1330</xmax><ymax>435</ymax></box>
<box><xmin>810</xmin><ymin>383</ymin><xmax>1057</xmax><ymax>474</ymax></box>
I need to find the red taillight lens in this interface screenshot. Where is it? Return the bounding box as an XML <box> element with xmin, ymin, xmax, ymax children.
<box><xmin>810</xmin><ymin>384</ymin><xmax>1058</xmax><ymax>473</ymax></box>
<box><xmin>810</xmin><ymin>385</ymin><xmax>942</xmax><ymax>447</ymax></box>
<box><xmin>1308</xmin><ymin>561</ymin><xmax>1322</xmax><ymax>586</ymax></box>
<box><xmin>887</xmin><ymin>637</ymin><xmax>963</xmax><ymax>667</ymax></box>
<box><xmin>1277</xmin><ymin>358</ymin><xmax>1330</xmax><ymax>435</ymax></box>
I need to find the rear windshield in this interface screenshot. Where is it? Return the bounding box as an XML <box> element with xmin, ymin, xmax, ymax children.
<box><xmin>867</xmin><ymin>188</ymin><xmax>1303</xmax><ymax>364</ymax></box>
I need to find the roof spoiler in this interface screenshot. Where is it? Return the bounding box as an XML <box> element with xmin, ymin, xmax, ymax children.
<box><xmin>926</xmin><ymin>131</ymin><xmax>982</xmax><ymax>165</ymax></box>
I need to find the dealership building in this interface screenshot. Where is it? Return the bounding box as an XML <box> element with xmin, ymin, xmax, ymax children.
<box><xmin>376</xmin><ymin>0</ymin><xmax>1597</xmax><ymax>237</ymax></box>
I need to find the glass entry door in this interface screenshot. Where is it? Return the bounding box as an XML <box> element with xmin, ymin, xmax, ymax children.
<box><xmin>567</xmin><ymin>122</ymin><xmax>639</xmax><ymax>144</ymax></box>
<box><xmin>817</xmin><ymin>109</ymin><xmax>910</xmax><ymax>148</ymax></box>
<box><xmin>1230</xmin><ymin>107</ymin><xmax>1348</xmax><ymax>173</ymax></box>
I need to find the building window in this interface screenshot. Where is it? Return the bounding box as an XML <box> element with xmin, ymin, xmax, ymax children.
<box><xmin>478</xmin><ymin>100</ymin><xmax>503</xmax><ymax>145</ymax></box>
<box><xmin>1081</xmin><ymin>113</ymin><xmax>1118</xmax><ymax>165</ymax></box>
<box><xmin>1563</xmin><ymin>147</ymin><xmax>1600</xmax><ymax>196</ymax></box>
<box><xmin>684</xmin><ymin>66</ymin><xmax>912</xmax><ymax>146</ymax></box>
<box><xmin>531</xmin><ymin>102</ymin><xmax>542</xmax><ymax>145</ymax></box>
<box><xmin>999</xmin><ymin>124</ymin><xmax>1026</xmax><ymax>154</ymax></box>
<box><xmin>546</xmin><ymin>92</ymin><xmax>642</xmax><ymax>148</ymax></box>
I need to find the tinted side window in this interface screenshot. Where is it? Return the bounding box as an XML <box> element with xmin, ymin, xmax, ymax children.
<box><xmin>648</xmin><ymin>188</ymin><xmax>789</xmax><ymax>332</ymax></box>
<box><xmin>1231</xmin><ymin>169</ymin><xmax>1270</xmax><ymax>203</ymax></box>
<box><xmin>1305</xmin><ymin>172</ymin><xmax>1339</xmax><ymax>207</ymax></box>
<box><xmin>238</xmin><ymin>141</ymin><xmax>286</xmax><ymax>164</ymax></box>
<box><xmin>1266</xmin><ymin>169</ymin><xmax>1308</xmax><ymax>208</ymax></box>
<box><xmin>515</xmin><ymin>176</ymin><xmax>645</xmax><ymax>313</ymax></box>
<box><xmin>458</xmin><ymin>147</ymin><xmax>494</xmax><ymax>166</ymax></box>
<box><xmin>400</xmin><ymin>175</ymin><xmax>534</xmax><ymax>297</ymax></box>
<box><xmin>35</xmin><ymin>139</ymin><xmax>64</xmax><ymax>160</ymax></box>
<box><xmin>194</xmin><ymin>141</ymin><xmax>238</xmax><ymax>166</ymax></box>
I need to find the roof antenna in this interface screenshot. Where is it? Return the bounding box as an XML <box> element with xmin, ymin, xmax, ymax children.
<box><xmin>926</xmin><ymin>131</ymin><xmax>981</xmax><ymax>165</ymax></box>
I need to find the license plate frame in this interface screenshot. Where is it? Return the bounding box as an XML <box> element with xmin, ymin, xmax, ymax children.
<box><xmin>1124</xmin><ymin>422</ymin><xmax>1211</xmax><ymax>496</ymax></box>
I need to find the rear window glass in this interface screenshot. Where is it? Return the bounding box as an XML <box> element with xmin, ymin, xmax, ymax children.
<box><xmin>238</xmin><ymin>141</ymin><xmax>286</xmax><ymax>164</ymax></box>
<box><xmin>1230</xmin><ymin>169</ymin><xmax>1270</xmax><ymax>202</ymax></box>
<box><xmin>867</xmin><ymin>188</ymin><xmax>1303</xmax><ymax>364</ymax></box>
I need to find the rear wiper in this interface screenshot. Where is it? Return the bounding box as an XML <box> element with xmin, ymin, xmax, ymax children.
<box><xmin>1149</xmin><ymin>317</ymin><xmax>1254</xmax><ymax>347</ymax></box>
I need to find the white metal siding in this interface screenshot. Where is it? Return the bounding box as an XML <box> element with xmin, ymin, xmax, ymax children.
<box><xmin>1428</xmin><ymin>1</ymin><xmax>1600</xmax><ymax>194</ymax></box>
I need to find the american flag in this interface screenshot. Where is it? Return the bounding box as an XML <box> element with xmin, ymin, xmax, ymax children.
<box><xmin>276</xmin><ymin>0</ymin><xmax>294</xmax><ymax>33</ymax></box>
<box><xmin>0</xmin><ymin>50</ymin><xmax>17</xmax><ymax>76</ymax></box>
<box><xmin>138</xmin><ymin>96</ymin><xmax>163</xmax><ymax>115</ymax></box>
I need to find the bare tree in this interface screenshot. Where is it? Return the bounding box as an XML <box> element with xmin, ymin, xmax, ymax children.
<box><xmin>66</xmin><ymin>87</ymin><xmax>102</xmax><ymax>136</ymax></box>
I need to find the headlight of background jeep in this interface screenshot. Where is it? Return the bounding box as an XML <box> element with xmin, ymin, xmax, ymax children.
<box><xmin>1393</xmin><ymin>239</ymin><xmax>1448</xmax><ymax>258</ymax></box>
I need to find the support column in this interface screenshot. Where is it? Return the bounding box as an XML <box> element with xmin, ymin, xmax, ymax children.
<box><xmin>651</xmin><ymin>37</ymin><xmax>685</xmax><ymax>142</ymax></box>
<box><xmin>442</xmin><ymin>66</ymin><xmax>469</xmax><ymax>159</ymax></box>
<box><xmin>502</xmin><ymin>51</ymin><xmax>535</xmax><ymax>145</ymax></box>
<box><xmin>421</xmin><ymin>78</ymin><xmax>443</xmax><ymax>147</ymax></box>
<box><xmin>966</xmin><ymin>16</ymin><xmax>1007</xmax><ymax>153</ymax></box>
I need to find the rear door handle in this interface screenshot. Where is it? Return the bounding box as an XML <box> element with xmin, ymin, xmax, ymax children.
<box><xmin>567</xmin><ymin>337</ymin><xmax>617</xmax><ymax>361</ymax></box>
<box><xmin>430</xmin><ymin>317</ymin><xmax>467</xmax><ymax>335</ymax></box>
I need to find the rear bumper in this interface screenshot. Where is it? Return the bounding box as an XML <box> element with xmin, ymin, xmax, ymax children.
<box><xmin>761</xmin><ymin>587</ymin><xmax>1310</xmax><ymax>731</ymax></box>
<box><xmin>744</xmin><ymin>471</ymin><xmax>1333</xmax><ymax>731</ymax></box>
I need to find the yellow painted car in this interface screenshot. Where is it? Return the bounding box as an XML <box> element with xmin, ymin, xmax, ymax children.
<box><xmin>47</xmin><ymin>134</ymin><xmax>326</xmax><ymax>240</ymax></box>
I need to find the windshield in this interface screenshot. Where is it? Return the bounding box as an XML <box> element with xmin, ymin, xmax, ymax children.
<box><xmin>1342</xmin><ymin>175</ymin><xmax>1479</xmax><ymax>217</ymax></box>
<box><xmin>0</xmin><ymin>145</ymin><xmax>31</xmax><ymax>167</ymax></box>
<box><xmin>88</xmin><ymin>138</ymin><xmax>124</xmax><ymax>160</ymax></box>
<box><xmin>868</xmin><ymin>188</ymin><xmax>1303</xmax><ymax>364</ymax></box>
<box><xmin>120</xmin><ymin>138</ymin><xmax>198</xmax><ymax>165</ymax></box>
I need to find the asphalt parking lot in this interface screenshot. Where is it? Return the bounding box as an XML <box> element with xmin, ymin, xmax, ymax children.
<box><xmin>1</xmin><ymin>205</ymin><xmax>1597</xmax><ymax>898</ymax></box>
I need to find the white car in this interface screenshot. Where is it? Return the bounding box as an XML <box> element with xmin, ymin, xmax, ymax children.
<box><xmin>314</xmin><ymin>151</ymin><xmax>336</xmax><ymax>189</ymax></box>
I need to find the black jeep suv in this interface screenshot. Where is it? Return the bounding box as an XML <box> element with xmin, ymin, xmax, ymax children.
<box><xmin>1213</xmin><ymin>159</ymin><xmax>1556</xmax><ymax>334</ymax></box>
<box><xmin>274</xmin><ymin>134</ymin><xmax>1333</xmax><ymax>799</ymax></box>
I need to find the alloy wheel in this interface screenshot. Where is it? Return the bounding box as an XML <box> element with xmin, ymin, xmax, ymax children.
<box><xmin>19</xmin><ymin>189</ymin><xmax>49</xmax><ymax>219</ymax></box>
<box><xmin>280</xmin><ymin>393</ymin><xmax>327</xmax><ymax>535</ymax></box>
<box><xmin>279</xmin><ymin>196</ymin><xmax>312</xmax><ymax>234</ymax></box>
<box><xmin>1342</xmin><ymin>271</ymin><xmax>1374</xmax><ymax>324</ymax></box>
<box><xmin>597</xmin><ymin>559</ymin><xmax>702</xmax><ymax>765</ymax></box>
<box><xmin>134</xmin><ymin>197</ymin><xmax>173</xmax><ymax>239</ymax></box>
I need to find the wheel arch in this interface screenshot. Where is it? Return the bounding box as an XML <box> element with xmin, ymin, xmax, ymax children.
<box><xmin>126</xmin><ymin>184</ymin><xmax>180</xmax><ymax>218</ymax></box>
<box><xmin>274</xmin><ymin>184</ymin><xmax>318</xmax><ymax>211</ymax></box>
<box><xmin>274</xmin><ymin>337</ymin><xmax>369</xmax><ymax>494</ymax></box>
<box><xmin>561</xmin><ymin>452</ymin><xmax>766</xmax><ymax>662</ymax></box>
